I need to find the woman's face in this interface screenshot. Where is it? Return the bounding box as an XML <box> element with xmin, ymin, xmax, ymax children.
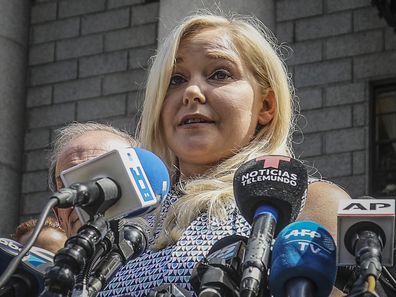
<box><xmin>160</xmin><ymin>27</ymin><xmax>274</xmax><ymax>177</ymax></box>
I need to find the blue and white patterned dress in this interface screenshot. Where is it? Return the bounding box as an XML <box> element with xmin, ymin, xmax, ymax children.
<box><xmin>98</xmin><ymin>188</ymin><xmax>252</xmax><ymax>297</ymax></box>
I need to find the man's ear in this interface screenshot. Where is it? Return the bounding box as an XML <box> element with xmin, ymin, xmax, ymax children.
<box><xmin>258</xmin><ymin>88</ymin><xmax>276</xmax><ymax>125</ymax></box>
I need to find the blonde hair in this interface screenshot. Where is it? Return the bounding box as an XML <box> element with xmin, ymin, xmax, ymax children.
<box><xmin>138</xmin><ymin>13</ymin><xmax>296</xmax><ymax>249</ymax></box>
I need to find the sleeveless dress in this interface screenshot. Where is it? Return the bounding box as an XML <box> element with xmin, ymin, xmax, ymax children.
<box><xmin>97</xmin><ymin>188</ymin><xmax>252</xmax><ymax>297</ymax></box>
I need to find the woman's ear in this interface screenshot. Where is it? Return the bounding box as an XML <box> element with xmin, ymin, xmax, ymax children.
<box><xmin>258</xmin><ymin>88</ymin><xmax>276</xmax><ymax>125</ymax></box>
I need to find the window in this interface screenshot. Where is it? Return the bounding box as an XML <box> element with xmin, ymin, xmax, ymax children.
<box><xmin>370</xmin><ymin>80</ymin><xmax>396</xmax><ymax>197</ymax></box>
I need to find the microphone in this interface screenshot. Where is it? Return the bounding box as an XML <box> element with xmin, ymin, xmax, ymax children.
<box><xmin>85</xmin><ymin>217</ymin><xmax>153</xmax><ymax>296</ymax></box>
<box><xmin>233</xmin><ymin>155</ymin><xmax>308</xmax><ymax>297</ymax></box>
<box><xmin>147</xmin><ymin>284</ymin><xmax>193</xmax><ymax>297</ymax></box>
<box><xmin>269</xmin><ymin>220</ymin><xmax>337</xmax><ymax>297</ymax></box>
<box><xmin>40</xmin><ymin>149</ymin><xmax>170</xmax><ymax>296</ymax></box>
<box><xmin>0</xmin><ymin>238</ymin><xmax>53</xmax><ymax>297</ymax></box>
<box><xmin>337</xmin><ymin>198</ymin><xmax>395</xmax><ymax>293</ymax></box>
<box><xmin>57</xmin><ymin>147</ymin><xmax>170</xmax><ymax>221</ymax></box>
<box><xmin>190</xmin><ymin>235</ymin><xmax>248</xmax><ymax>297</ymax></box>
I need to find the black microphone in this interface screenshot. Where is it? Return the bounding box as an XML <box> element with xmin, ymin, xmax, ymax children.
<box><xmin>0</xmin><ymin>238</ymin><xmax>53</xmax><ymax>297</ymax></box>
<box><xmin>190</xmin><ymin>235</ymin><xmax>248</xmax><ymax>297</ymax></box>
<box><xmin>147</xmin><ymin>284</ymin><xmax>193</xmax><ymax>297</ymax></box>
<box><xmin>85</xmin><ymin>217</ymin><xmax>153</xmax><ymax>296</ymax></box>
<box><xmin>233</xmin><ymin>155</ymin><xmax>308</xmax><ymax>297</ymax></box>
<box><xmin>337</xmin><ymin>196</ymin><xmax>395</xmax><ymax>296</ymax></box>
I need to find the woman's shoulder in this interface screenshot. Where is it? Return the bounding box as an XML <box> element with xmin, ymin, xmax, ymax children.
<box><xmin>299</xmin><ymin>178</ymin><xmax>351</xmax><ymax>238</ymax></box>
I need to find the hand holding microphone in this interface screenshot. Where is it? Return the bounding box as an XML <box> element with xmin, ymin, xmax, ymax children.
<box><xmin>233</xmin><ymin>155</ymin><xmax>308</xmax><ymax>297</ymax></box>
<box><xmin>269</xmin><ymin>220</ymin><xmax>337</xmax><ymax>297</ymax></box>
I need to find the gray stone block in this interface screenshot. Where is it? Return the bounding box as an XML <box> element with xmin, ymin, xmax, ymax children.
<box><xmin>287</xmin><ymin>40</ymin><xmax>322</xmax><ymax>66</ymax></box>
<box><xmin>294</xmin><ymin>59</ymin><xmax>351</xmax><ymax>88</ymax></box>
<box><xmin>29</xmin><ymin>60</ymin><xmax>77</xmax><ymax>86</ymax></box>
<box><xmin>24</xmin><ymin>129</ymin><xmax>51</xmax><ymax>150</ymax></box>
<box><xmin>59</xmin><ymin>0</ymin><xmax>106</xmax><ymax>18</ymax></box>
<box><xmin>128</xmin><ymin>46</ymin><xmax>156</xmax><ymax>70</ymax></box>
<box><xmin>22</xmin><ymin>170</ymin><xmax>48</xmax><ymax>193</ymax></box>
<box><xmin>81</xmin><ymin>8</ymin><xmax>130</xmax><ymax>35</ymax></box>
<box><xmin>354</xmin><ymin>51</ymin><xmax>396</xmax><ymax>79</ymax></box>
<box><xmin>385</xmin><ymin>28</ymin><xmax>396</xmax><ymax>50</ymax></box>
<box><xmin>325</xmin><ymin>30</ymin><xmax>382</xmax><ymax>59</ymax></box>
<box><xmin>54</xmin><ymin>77</ymin><xmax>101</xmax><ymax>103</ymax></box>
<box><xmin>331</xmin><ymin>175</ymin><xmax>367</xmax><ymax>197</ymax></box>
<box><xmin>103</xmin><ymin>69</ymin><xmax>146</xmax><ymax>95</ymax></box>
<box><xmin>353</xmin><ymin>7</ymin><xmax>387</xmax><ymax>32</ymax></box>
<box><xmin>296</xmin><ymin>12</ymin><xmax>351</xmax><ymax>41</ymax></box>
<box><xmin>0</xmin><ymin>165</ymin><xmax>20</xmax><ymax>234</ymax></box>
<box><xmin>131</xmin><ymin>2</ymin><xmax>159</xmax><ymax>26</ymax></box>
<box><xmin>28</xmin><ymin>103</ymin><xmax>75</xmax><ymax>129</ymax></box>
<box><xmin>276</xmin><ymin>0</ymin><xmax>322</xmax><ymax>21</ymax></box>
<box><xmin>108</xmin><ymin>0</ymin><xmax>144</xmax><ymax>9</ymax></box>
<box><xmin>77</xmin><ymin>94</ymin><xmax>127</xmax><ymax>121</ymax></box>
<box><xmin>325</xmin><ymin>127</ymin><xmax>365</xmax><ymax>153</ymax></box>
<box><xmin>127</xmin><ymin>91</ymin><xmax>143</xmax><ymax>115</ymax></box>
<box><xmin>25</xmin><ymin>149</ymin><xmax>49</xmax><ymax>171</ymax></box>
<box><xmin>104</xmin><ymin>23</ymin><xmax>156</xmax><ymax>51</ymax></box>
<box><xmin>0</xmin><ymin>0</ymin><xmax>30</xmax><ymax>47</ymax></box>
<box><xmin>293</xmin><ymin>132</ymin><xmax>322</xmax><ymax>158</ymax></box>
<box><xmin>79</xmin><ymin>51</ymin><xmax>128</xmax><ymax>77</ymax></box>
<box><xmin>102</xmin><ymin>117</ymin><xmax>136</xmax><ymax>134</ymax></box>
<box><xmin>327</xmin><ymin>0</ymin><xmax>370</xmax><ymax>12</ymax></box>
<box><xmin>22</xmin><ymin>191</ymin><xmax>52</xmax><ymax>215</ymax></box>
<box><xmin>29</xmin><ymin>42</ymin><xmax>55</xmax><ymax>66</ymax></box>
<box><xmin>302</xmin><ymin>106</ymin><xmax>352</xmax><ymax>133</ymax></box>
<box><xmin>325</xmin><ymin>82</ymin><xmax>365</xmax><ymax>106</ymax></box>
<box><xmin>297</xmin><ymin>87</ymin><xmax>322</xmax><ymax>110</ymax></box>
<box><xmin>353</xmin><ymin>150</ymin><xmax>366</xmax><ymax>175</ymax></box>
<box><xmin>305</xmin><ymin>153</ymin><xmax>352</xmax><ymax>178</ymax></box>
<box><xmin>275</xmin><ymin>21</ymin><xmax>294</xmax><ymax>43</ymax></box>
<box><xmin>56</xmin><ymin>34</ymin><xmax>103</xmax><ymax>60</ymax></box>
<box><xmin>26</xmin><ymin>86</ymin><xmax>52</xmax><ymax>108</ymax></box>
<box><xmin>31</xmin><ymin>2</ymin><xmax>57</xmax><ymax>24</ymax></box>
<box><xmin>353</xmin><ymin>103</ymin><xmax>367</xmax><ymax>127</ymax></box>
<box><xmin>32</xmin><ymin>18</ymin><xmax>80</xmax><ymax>44</ymax></box>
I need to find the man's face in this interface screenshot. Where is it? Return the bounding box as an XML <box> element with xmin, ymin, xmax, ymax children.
<box><xmin>53</xmin><ymin>131</ymin><xmax>131</xmax><ymax>237</ymax></box>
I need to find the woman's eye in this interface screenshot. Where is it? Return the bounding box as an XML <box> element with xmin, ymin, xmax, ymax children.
<box><xmin>169</xmin><ymin>74</ymin><xmax>186</xmax><ymax>85</ymax></box>
<box><xmin>210</xmin><ymin>69</ymin><xmax>232</xmax><ymax>80</ymax></box>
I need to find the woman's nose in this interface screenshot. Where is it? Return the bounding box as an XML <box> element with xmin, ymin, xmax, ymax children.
<box><xmin>182</xmin><ymin>83</ymin><xmax>206</xmax><ymax>105</ymax></box>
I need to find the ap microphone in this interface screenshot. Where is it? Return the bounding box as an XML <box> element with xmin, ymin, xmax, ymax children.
<box><xmin>0</xmin><ymin>238</ymin><xmax>53</xmax><ymax>297</ymax></box>
<box><xmin>60</xmin><ymin>147</ymin><xmax>170</xmax><ymax>222</ymax></box>
<box><xmin>337</xmin><ymin>198</ymin><xmax>395</xmax><ymax>292</ymax></box>
<box><xmin>190</xmin><ymin>235</ymin><xmax>248</xmax><ymax>297</ymax></box>
<box><xmin>233</xmin><ymin>155</ymin><xmax>308</xmax><ymax>297</ymax></box>
<box><xmin>269</xmin><ymin>221</ymin><xmax>337</xmax><ymax>297</ymax></box>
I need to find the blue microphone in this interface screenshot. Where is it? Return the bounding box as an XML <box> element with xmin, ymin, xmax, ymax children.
<box><xmin>269</xmin><ymin>221</ymin><xmax>337</xmax><ymax>297</ymax></box>
<box><xmin>59</xmin><ymin>147</ymin><xmax>171</xmax><ymax>222</ymax></box>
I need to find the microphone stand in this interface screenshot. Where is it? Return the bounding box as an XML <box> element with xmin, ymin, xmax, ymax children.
<box><xmin>39</xmin><ymin>215</ymin><xmax>113</xmax><ymax>297</ymax></box>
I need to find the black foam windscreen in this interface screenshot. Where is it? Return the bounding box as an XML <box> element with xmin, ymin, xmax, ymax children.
<box><xmin>233</xmin><ymin>155</ymin><xmax>308</xmax><ymax>233</ymax></box>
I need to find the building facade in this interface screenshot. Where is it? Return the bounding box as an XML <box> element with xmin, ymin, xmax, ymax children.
<box><xmin>0</xmin><ymin>0</ymin><xmax>395</xmax><ymax>235</ymax></box>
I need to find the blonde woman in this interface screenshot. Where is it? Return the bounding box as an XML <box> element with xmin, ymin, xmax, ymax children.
<box><xmin>99</xmin><ymin>13</ymin><xmax>349</xmax><ymax>297</ymax></box>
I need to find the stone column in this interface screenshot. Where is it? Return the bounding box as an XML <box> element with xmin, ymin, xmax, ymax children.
<box><xmin>0</xmin><ymin>0</ymin><xmax>30</xmax><ymax>235</ymax></box>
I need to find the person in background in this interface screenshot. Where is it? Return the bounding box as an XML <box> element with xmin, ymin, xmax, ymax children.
<box><xmin>14</xmin><ymin>216</ymin><xmax>67</xmax><ymax>254</ymax></box>
<box><xmin>98</xmin><ymin>12</ymin><xmax>350</xmax><ymax>297</ymax></box>
<box><xmin>47</xmin><ymin>122</ymin><xmax>139</xmax><ymax>238</ymax></box>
